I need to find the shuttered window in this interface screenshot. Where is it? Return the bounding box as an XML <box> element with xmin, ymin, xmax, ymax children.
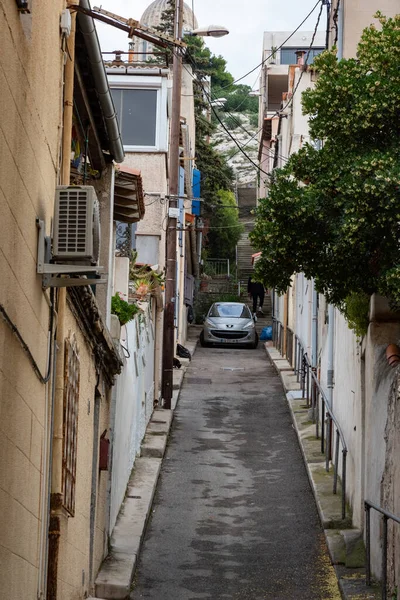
<box><xmin>62</xmin><ymin>336</ymin><xmax>80</xmax><ymax>516</ymax></box>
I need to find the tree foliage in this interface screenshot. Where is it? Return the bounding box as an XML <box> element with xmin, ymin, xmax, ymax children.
<box><xmin>251</xmin><ymin>13</ymin><xmax>400</xmax><ymax>309</ymax></box>
<box><xmin>205</xmin><ymin>190</ymin><xmax>243</xmax><ymax>261</ymax></box>
<box><xmin>154</xmin><ymin>1</ymin><xmax>242</xmax><ymax>259</ymax></box>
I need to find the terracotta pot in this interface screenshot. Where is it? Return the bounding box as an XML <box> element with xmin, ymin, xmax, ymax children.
<box><xmin>385</xmin><ymin>343</ymin><xmax>400</xmax><ymax>368</ymax></box>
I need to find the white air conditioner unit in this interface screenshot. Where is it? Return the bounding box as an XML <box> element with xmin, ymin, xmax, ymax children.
<box><xmin>53</xmin><ymin>186</ymin><xmax>100</xmax><ymax>265</ymax></box>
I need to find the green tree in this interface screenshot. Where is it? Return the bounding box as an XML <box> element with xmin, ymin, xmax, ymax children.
<box><xmin>251</xmin><ymin>13</ymin><xmax>400</xmax><ymax>311</ymax></box>
<box><xmin>223</xmin><ymin>84</ymin><xmax>258</xmax><ymax>113</ymax></box>
<box><xmin>205</xmin><ymin>190</ymin><xmax>243</xmax><ymax>260</ymax></box>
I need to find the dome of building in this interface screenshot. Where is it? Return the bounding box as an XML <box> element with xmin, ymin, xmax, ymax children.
<box><xmin>140</xmin><ymin>0</ymin><xmax>198</xmax><ymax>32</ymax></box>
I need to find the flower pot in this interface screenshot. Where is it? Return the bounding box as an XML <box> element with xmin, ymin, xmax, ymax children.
<box><xmin>386</xmin><ymin>344</ymin><xmax>400</xmax><ymax>368</ymax></box>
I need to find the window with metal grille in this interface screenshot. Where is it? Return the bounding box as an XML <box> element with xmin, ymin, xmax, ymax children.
<box><xmin>62</xmin><ymin>335</ymin><xmax>80</xmax><ymax>516</ymax></box>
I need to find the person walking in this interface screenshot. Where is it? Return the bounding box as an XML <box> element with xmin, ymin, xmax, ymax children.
<box><xmin>248</xmin><ymin>275</ymin><xmax>265</xmax><ymax>314</ymax></box>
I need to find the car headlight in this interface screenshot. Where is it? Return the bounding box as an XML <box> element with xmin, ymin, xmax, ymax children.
<box><xmin>243</xmin><ymin>321</ymin><xmax>255</xmax><ymax>329</ymax></box>
<box><xmin>204</xmin><ymin>319</ymin><xmax>214</xmax><ymax>327</ymax></box>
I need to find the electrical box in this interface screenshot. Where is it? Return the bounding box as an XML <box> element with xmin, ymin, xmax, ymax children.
<box><xmin>60</xmin><ymin>9</ymin><xmax>72</xmax><ymax>36</ymax></box>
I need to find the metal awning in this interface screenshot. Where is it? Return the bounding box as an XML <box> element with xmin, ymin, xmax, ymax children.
<box><xmin>114</xmin><ymin>167</ymin><xmax>145</xmax><ymax>223</ymax></box>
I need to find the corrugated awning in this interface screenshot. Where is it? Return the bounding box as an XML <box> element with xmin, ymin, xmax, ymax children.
<box><xmin>114</xmin><ymin>167</ymin><xmax>145</xmax><ymax>223</ymax></box>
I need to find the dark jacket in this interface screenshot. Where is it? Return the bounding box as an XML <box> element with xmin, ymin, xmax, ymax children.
<box><xmin>248</xmin><ymin>277</ymin><xmax>264</xmax><ymax>296</ymax></box>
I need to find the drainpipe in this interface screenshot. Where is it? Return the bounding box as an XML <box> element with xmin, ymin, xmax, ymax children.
<box><xmin>78</xmin><ymin>0</ymin><xmax>124</xmax><ymax>164</ymax></box>
<box><xmin>327</xmin><ymin>303</ymin><xmax>335</xmax><ymax>408</ymax></box>
<box><xmin>311</xmin><ymin>280</ymin><xmax>318</xmax><ymax>369</ymax></box>
<box><xmin>308</xmin><ymin>280</ymin><xmax>318</xmax><ymax>421</ymax></box>
<box><xmin>337</xmin><ymin>0</ymin><xmax>344</xmax><ymax>60</ymax></box>
<box><xmin>283</xmin><ymin>288</ymin><xmax>289</xmax><ymax>356</ymax></box>
<box><xmin>47</xmin><ymin>3</ymin><xmax>79</xmax><ymax>597</ymax></box>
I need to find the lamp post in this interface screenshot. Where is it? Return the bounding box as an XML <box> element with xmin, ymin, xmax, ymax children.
<box><xmin>161</xmin><ymin>3</ymin><xmax>228</xmax><ymax>408</ymax></box>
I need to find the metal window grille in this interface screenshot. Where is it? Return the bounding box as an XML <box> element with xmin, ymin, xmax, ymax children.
<box><xmin>62</xmin><ymin>335</ymin><xmax>80</xmax><ymax>516</ymax></box>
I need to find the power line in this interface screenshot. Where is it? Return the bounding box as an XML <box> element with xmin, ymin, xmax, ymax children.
<box><xmin>277</xmin><ymin>1</ymin><xmax>325</xmax><ymax>115</ymax></box>
<box><xmin>181</xmin><ymin>57</ymin><xmax>272</xmax><ymax>178</ymax></box>
<box><xmin>189</xmin><ymin>2</ymin><xmax>325</xmax><ymax>177</ymax></box>
<box><xmin>216</xmin><ymin>0</ymin><xmax>323</xmax><ymax>90</ymax></box>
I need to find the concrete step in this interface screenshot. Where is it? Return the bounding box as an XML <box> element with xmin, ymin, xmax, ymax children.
<box><xmin>95</xmin><ymin>456</ymin><xmax>162</xmax><ymax>599</ymax></box>
<box><xmin>140</xmin><ymin>409</ymin><xmax>173</xmax><ymax>458</ymax></box>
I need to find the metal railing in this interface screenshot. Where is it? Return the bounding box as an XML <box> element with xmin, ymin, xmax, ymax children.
<box><xmin>365</xmin><ymin>500</ymin><xmax>400</xmax><ymax>599</ymax></box>
<box><xmin>273</xmin><ymin>320</ymin><xmax>348</xmax><ymax>519</ymax></box>
<box><xmin>272</xmin><ymin>317</ymin><xmax>284</xmax><ymax>355</ymax></box>
<box><xmin>286</xmin><ymin>327</ymin><xmax>294</xmax><ymax>367</ymax></box>
<box><xmin>204</xmin><ymin>258</ymin><xmax>230</xmax><ymax>278</ymax></box>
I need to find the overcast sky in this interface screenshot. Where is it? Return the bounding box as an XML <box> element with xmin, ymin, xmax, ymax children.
<box><xmin>96</xmin><ymin>0</ymin><xmax>325</xmax><ymax>87</ymax></box>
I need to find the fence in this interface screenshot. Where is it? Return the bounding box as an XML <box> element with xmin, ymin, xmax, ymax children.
<box><xmin>204</xmin><ymin>258</ymin><xmax>230</xmax><ymax>278</ymax></box>
<box><xmin>365</xmin><ymin>500</ymin><xmax>400</xmax><ymax>599</ymax></box>
<box><xmin>272</xmin><ymin>319</ymin><xmax>348</xmax><ymax>520</ymax></box>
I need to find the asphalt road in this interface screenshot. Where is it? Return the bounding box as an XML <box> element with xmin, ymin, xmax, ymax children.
<box><xmin>131</xmin><ymin>343</ymin><xmax>340</xmax><ymax>600</ymax></box>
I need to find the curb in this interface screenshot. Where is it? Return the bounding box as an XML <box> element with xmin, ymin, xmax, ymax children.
<box><xmin>94</xmin><ymin>335</ymin><xmax>198</xmax><ymax>599</ymax></box>
<box><xmin>264</xmin><ymin>343</ymin><xmax>381</xmax><ymax>600</ymax></box>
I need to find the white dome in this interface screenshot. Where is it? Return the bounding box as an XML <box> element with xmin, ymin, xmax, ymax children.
<box><xmin>140</xmin><ymin>0</ymin><xmax>198</xmax><ymax>31</ymax></box>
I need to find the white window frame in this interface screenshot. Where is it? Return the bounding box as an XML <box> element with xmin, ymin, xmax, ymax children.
<box><xmin>109</xmin><ymin>75</ymin><xmax>169</xmax><ymax>153</ymax></box>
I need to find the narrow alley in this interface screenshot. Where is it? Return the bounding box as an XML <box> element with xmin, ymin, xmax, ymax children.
<box><xmin>131</xmin><ymin>343</ymin><xmax>341</xmax><ymax>599</ymax></box>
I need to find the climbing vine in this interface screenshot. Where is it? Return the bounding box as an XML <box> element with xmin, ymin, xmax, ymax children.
<box><xmin>251</xmin><ymin>13</ymin><xmax>400</xmax><ymax>310</ymax></box>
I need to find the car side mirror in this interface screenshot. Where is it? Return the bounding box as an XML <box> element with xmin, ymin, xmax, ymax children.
<box><xmin>253</xmin><ymin>314</ymin><xmax>258</xmax><ymax>322</ymax></box>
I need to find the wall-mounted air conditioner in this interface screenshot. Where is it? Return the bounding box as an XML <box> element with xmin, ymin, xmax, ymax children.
<box><xmin>36</xmin><ymin>186</ymin><xmax>106</xmax><ymax>288</ymax></box>
<box><xmin>53</xmin><ymin>186</ymin><xmax>100</xmax><ymax>265</ymax></box>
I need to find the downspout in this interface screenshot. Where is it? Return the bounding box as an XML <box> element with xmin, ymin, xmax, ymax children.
<box><xmin>327</xmin><ymin>303</ymin><xmax>335</xmax><ymax>409</ymax></box>
<box><xmin>311</xmin><ymin>280</ymin><xmax>318</xmax><ymax>369</ymax></box>
<box><xmin>326</xmin><ymin>302</ymin><xmax>335</xmax><ymax>468</ymax></box>
<box><xmin>78</xmin><ymin>0</ymin><xmax>124</xmax><ymax>164</ymax></box>
<box><xmin>48</xmin><ymin>3</ymin><xmax>78</xmax><ymax>597</ymax></box>
<box><xmin>337</xmin><ymin>0</ymin><xmax>344</xmax><ymax>60</ymax></box>
<box><xmin>310</xmin><ymin>280</ymin><xmax>318</xmax><ymax>421</ymax></box>
<box><xmin>190</xmin><ymin>226</ymin><xmax>199</xmax><ymax>279</ymax></box>
<box><xmin>283</xmin><ymin>288</ymin><xmax>289</xmax><ymax>356</ymax></box>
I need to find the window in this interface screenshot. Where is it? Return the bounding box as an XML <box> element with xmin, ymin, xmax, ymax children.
<box><xmin>62</xmin><ymin>335</ymin><xmax>80</xmax><ymax>516</ymax></box>
<box><xmin>209</xmin><ymin>304</ymin><xmax>252</xmax><ymax>319</ymax></box>
<box><xmin>280</xmin><ymin>47</ymin><xmax>325</xmax><ymax>65</ymax></box>
<box><xmin>112</xmin><ymin>89</ymin><xmax>158</xmax><ymax>146</ymax></box>
<box><xmin>136</xmin><ymin>234</ymin><xmax>159</xmax><ymax>265</ymax></box>
<box><xmin>109</xmin><ymin>75</ymin><xmax>168</xmax><ymax>152</ymax></box>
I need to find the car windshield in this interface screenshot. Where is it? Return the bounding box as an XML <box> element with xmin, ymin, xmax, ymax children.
<box><xmin>209</xmin><ymin>304</ymin><xmax>251</xmax><ymax>319</ymax></box>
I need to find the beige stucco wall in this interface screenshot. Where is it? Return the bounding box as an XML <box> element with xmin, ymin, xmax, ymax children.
<box><xmin>54</xmin><ymin>305</ymin><xmax>110</xmax><ymax>599</ymax></box>
<box><xmin>0</xmin><ymin>1</ymin><xmax>64</xmax><ymax>598</ymax></box>
<box><xmin>122</xmin><ymin>152</ymin><xmax>168</xmax><ymax>269</ymax></box>
<box><xmin>330</xmin><ymin>0</ymin><xmax>399</xmax><ymax>58</ymax></box>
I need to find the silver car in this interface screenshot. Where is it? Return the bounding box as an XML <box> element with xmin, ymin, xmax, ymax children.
<box><xmin>200</xmin><ymin>302</ymin><xmax>258</xmax><ymax>348</ymax></box>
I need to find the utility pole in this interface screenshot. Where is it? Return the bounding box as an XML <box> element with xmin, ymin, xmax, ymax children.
<box><xmin>162</xmin><ymin>0</ymin><xmax>184</xmax><ymax>408</ymax></box>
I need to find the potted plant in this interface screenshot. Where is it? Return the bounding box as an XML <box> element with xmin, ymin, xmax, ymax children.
<box><xmin>111</xmin><ymin>292</ymin><xmax>139</xmax><ymax>325</ymax></box>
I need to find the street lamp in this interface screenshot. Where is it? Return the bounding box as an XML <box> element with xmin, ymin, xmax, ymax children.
<box><xmin>210</xmin><ymin>97</ymin><xmax>227</xmax><ymax>108</ymax></box>
<box><xmin>161</xmin><ymin>1</ymin><xmax>228</xmax><ymax>408</ymax></box>
<box><xmin>187</xmin><ymin>25</ymin><xmax>229</xmax><ymax>38</ymax></box>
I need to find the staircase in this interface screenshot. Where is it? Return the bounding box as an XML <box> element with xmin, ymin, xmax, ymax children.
<box><xmin>237</xmin><ymin>232</ymin><xmax>255</xmax><ymax>282</ymax></box>
<box><xmin>236</xmin><ymin>184</ymin><xmax>257</xmax><ymax>284</ymax></box>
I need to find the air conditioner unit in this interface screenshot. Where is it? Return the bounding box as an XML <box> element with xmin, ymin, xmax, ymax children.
<box><xmin>53</xmin><ymin>186</ymin><xmax>100</xmax><ymax>265</ymax></box>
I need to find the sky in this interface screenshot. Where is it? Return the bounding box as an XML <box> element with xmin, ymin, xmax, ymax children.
<box><xmin>96</xmin><ymin>0</ymin><xmax>325</xmax><ymax>88</ymax></box>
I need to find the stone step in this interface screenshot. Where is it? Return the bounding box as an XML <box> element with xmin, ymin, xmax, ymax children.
<box><xmin>326</xmin><ymin>529</ymin><xmax>365</xmax><ymax>568</ymax></box>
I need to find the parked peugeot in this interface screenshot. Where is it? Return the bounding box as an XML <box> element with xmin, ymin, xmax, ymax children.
<box><xmin>200</xmin><ymin>302</ymin><xmax>258</xmax><ymax>349</ymax></box>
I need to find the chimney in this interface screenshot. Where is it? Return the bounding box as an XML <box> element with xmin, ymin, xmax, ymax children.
<box><xmin>113</xmin><ymin>50</ymin><xmax>123</xmax><ymax>64</ymax></box>
<box><xmin>295</xmin><ymin>50</ymin><xmax>307</xmax><ymax>65</ymax></box>
<box><xmin>128</xmin><ymin>41</ymin><xmax>134</xmax><ymax>63</ymax></box>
